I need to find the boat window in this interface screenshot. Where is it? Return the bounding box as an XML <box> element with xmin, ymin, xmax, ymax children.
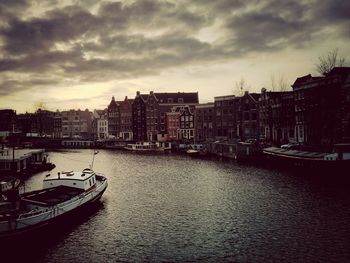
<box><xmin>89</xmin><ymin>179</ymin><xmax>92</xmax><ymax>186</ymax></box>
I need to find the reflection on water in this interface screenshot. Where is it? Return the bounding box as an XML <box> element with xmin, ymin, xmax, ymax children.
<box><xmin>1</xmin><ymin>149</ymin><xmax>350</xmax><ymax>263</ymax></box>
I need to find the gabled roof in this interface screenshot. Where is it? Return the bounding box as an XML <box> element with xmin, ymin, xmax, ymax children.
<box><xmin>108</xmin><ymin>96</ymin><xmax>118</xmax><ymax>108</ymax></box>
<box><xmin>292</xmin><ymin>74</ymin><xmax>323</xmax><ymax>87</ymax></box>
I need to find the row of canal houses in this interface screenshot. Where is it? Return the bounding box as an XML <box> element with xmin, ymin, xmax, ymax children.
<box><xmin>84</xmin><ymin>67</ymin><xmax>350</xmax><ymax>152</ymax></box>
<box><xmin>97</xmin><ymin>91</ymin><xmax>199</xmax><ymax>143</ymax></box>
<box><xmin>1</xmin><ymin>67</ymin><xmax>350</xmax><ymax>152</ymax></box>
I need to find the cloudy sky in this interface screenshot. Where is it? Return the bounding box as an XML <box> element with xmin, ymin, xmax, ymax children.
<box><xmin>0</xmin><ymin>0</ymin><xmax>349</xmax><ymax>113</ymax></box>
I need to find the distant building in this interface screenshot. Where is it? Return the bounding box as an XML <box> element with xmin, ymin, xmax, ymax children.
<box><xmin>237</xmin><ymin>92</ymin><xmax>260</xmax><ymax>141</ymax></box>
<box><xmin>34</xmin><ymin>109</ymin><xmax>55</xmax><ymax>137</ymax></box>
<box><xmin>119</xmin><ymin>96</ymin><xmax>133</xmax><ymax>141</ymax></box>
<box><xmin>132</xmin><ymin>91</ymin><xmax>199</xmax><ymax>142</ymax></box>
<box><xmin>53</xmin><ymin>111</ymin><xmax>62</xmax><ymax>139</ymax></box>
<box><xmin>195</xmin><ymin>103</ymin><xmax>215</xmax><ymax>142</ymax></box>
<box><xmin>156</xmin><ymin>92</ymin><xmax>199</xmax><ymax>136</ymax></box>
<box><xmin>0</xmin><ymin>109</ymin><xmax>16</xmax><ymax>133</ymax></box>
<box><xmin>214</xmin><ymin>95</ymin><xmax>237</xmax><ymax>141</ymax></box>
<box><xmin>166</xmin><ymin>110</ymin><xmax>181</xmax><ymax>141</ymax></box>
<box><xmin>107</xmin><ymin>96</ymin><xmax>120</xmax><ymax>139</ymax></box>
<box><xmin>259</xmin><ymin>88</ymin><xmax>295</xmax><ymax>145</ymax></box>
<box><xmin>176</xmin><ymin>105</ymin><xmax>195</xmax><ymax>142</ymax></box>
<box><xmin>292</xmin><ymin>67</ymin><xmax>350</xmax><ymax>151</ymax></box>
<box><xmin>92</xmin><ymin>109</ymin><xmax>108</xmax><ymax>140</ymax></box>
<box><xmin>145</xmin><ymin>91</ymin><xmax>160</xmax><ymax>141</ymax></box>
<box><xmin>132</xmin><ymin>91</ymin><xmax>147</xmax><ymax>141</ymax></box>
<box><xmin>61</xmin><ymin>109</ymin><xmax>92</xmax><ymax>139</ymax></box>
<box><xmin>17</xmin><ymin>113</ymin><xmax>35</xmax><ymax>135</ymax></box>
<box><xmin>16</xmin><ymin>110</ymin><xmax>57</xmax><ymax>138</ymax></box>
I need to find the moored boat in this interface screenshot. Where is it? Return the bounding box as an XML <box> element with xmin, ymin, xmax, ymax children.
<box><xmin>0</xmin><ymin>168</ymin><xmax>107</xmax><ymax>238</ymax></box>
<box><xmin>124</xmin><ymin>141</ymin><xmax>171</xmax><ymax>152</ymax></box>
<box><xmin>263</xmin><ymin>143</ymin><xmax>350</xmax><ymax>173</ymax></box>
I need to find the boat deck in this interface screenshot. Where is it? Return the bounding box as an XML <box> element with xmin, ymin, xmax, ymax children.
<box><xmin>21</xmin><ymin>186</ymin><xmax>84</xmax><ymax>207</ymax></box>
<box><xmin>263</xmin><ymin>147</ymin><xmax>327</xmax><ymax>160</ymax></box>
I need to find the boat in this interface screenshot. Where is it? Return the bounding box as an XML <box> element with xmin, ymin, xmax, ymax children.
<box><xmin>0</xmin><ymin>167</ymin><xmax>108</xmax><ymax>238</ymax></box>
<box><xmin>262</xmin><ymin>143</ymin><xmax>350</xmax><ymax>173</ymax></box>
<box><xmin>186</xmin><ymin>148</ymin><xmax>200</xmax><ymax>156</ymax></box>
<box><xmin>186</xmin><ymin>144</ymin><xmax>210</xmax><ymax>158</ymax></box>
<box><xmin>124</xmin><ymin>141</ymin><xmax>171</xmax><ymax>152</ymax></box>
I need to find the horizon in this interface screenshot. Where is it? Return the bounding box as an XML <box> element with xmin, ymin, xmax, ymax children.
<box><xmin>1</xmin><ymin>0</ymin><xmax>349</xmax><ymax>113</ymax></box>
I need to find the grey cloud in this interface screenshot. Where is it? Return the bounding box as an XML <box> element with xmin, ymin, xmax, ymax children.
<box><xmin>1</xmin><ymin>6</ymin><xmax>98</xmax><ymax>54</ymax></box>
<box><xmin>0</xmin><ymin>0</ymin><xmax>349</xmax><ymax>98</ymax></box>
<box><xmin>225</xmin><ymin>11</ymin><xmax>309</xmax><ymax>53</ymax></box>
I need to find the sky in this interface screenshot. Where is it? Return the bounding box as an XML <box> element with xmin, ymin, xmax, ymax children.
<box><xmin>0</xmin><ymin>0</ymin><xmax>349</xmax><ymax>113</ymax></box>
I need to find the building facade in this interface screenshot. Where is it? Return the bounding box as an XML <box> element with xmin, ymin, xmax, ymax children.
<box><xmin>176</xmin><ymin>105</ymin><xmax>195</xmax><ymax>142</ymax></box>
<box><xmin>92</xmin><ymin>110</ymin><xmax>108</xmax><ymax>140</ymax></box>
<box><xmin>195</xmin><ymin>103</ymin><xmax>215</xmax><ymax>142</ymax></box>
<box><xmin>214</xmin><ymin>95</ymin><xmax>237</xmax><ymax>141</ymax></box>
<box><xmin>259</xmin><ymin>88</ymin><xmax>295</xmax><ymax>145</ymax></box>
<box><xmin>237</xmin><ymin>92</ymin><xmax>260</xmax><ymax>141</ymax></box>
<box><xmin>107</xmin><ymin>96</ymin><xmax>120</xmax><ymax>139</ymax></box>
<box><xmin>292</xmin><ymin>67</ymin><xmax>350</xmax><ymax>151</ymax></box>
<box><xmin>119</xmin><ymin>96</ymin><xmax>133</xmax><ymax>141</ymax></box>
<box><xmin>61</xmin><ymin>109</ymin><xmax>92</xmax><ymax>139</ymax></box>
<box><xmin>166</xmin><ymin>110</ymin><xmax>181</xmax><ymax>141</ymax></box>
<box><xmin>156</xmin><ymin>92</ymin><xmax>199</xmax><ymax>136</ymax></box>
<box><xmin>132</xmin><ymin>91</ymin><xmax>147</xmax><ymax>141</ymax></box>
<box><xmin>145</xmin><ymin>91</ymin><xmax>160</xmax><ymax>141</ymax></box>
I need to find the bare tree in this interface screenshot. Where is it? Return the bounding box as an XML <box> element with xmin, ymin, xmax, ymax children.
<box><xmin>315</xmin><ymin>48</ymin><xmax>346</xmax><ymax>75</ymax></box>
<box><xmin>234</xmin><ymin>77</ymin><xmax>249</xmax><ymax>96</ymax></box>
<box><xmin>270</xmin><ymin>73</ymin><xmax>290</xmax><ymax>92</ymax></box>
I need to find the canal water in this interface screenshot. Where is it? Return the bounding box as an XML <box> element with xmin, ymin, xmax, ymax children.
<box><xmin>1</xmin><ymin>149</ymin><xmax>350</xmax><ymax>262</ymax></box>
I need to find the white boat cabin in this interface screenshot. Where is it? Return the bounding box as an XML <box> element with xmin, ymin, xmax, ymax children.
<box><xmin>43</xmin><ymin>168</ymin><xmax>97</xmax><ymax>191</ymax></box>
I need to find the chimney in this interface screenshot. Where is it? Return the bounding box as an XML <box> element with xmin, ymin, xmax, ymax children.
<box><xmin>150</xmin><ymin>91</ymin><xmax>154</xmax><ymax>95</ymax></box>
<box><xmin>136</xmin><ymin>91</ymin><xmax>140</xmax><ymax>96</ymax></box>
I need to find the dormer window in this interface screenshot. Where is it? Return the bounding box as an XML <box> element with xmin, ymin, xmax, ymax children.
<box><xmin>168</xmin><ymin>98</ymin><xmax>173</xmax><ymax>103</ymax></box>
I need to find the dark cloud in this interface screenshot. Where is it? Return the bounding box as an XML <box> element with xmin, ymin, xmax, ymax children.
<box><xmin>1</xmin><ymin>6</ymin><xmax>98</xmax><ymax>54</ymax></box>
<box><xmin>225</xmin><ymin>11</ymin><xmax>309</xmax><ymax>52</ymax></box>
<box><xmin>0</xmin><ymin>0</ymin><xmax>349</xmax><ymax>98</ymax></box>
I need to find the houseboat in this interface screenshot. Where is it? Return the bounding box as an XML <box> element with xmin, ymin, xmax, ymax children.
<box><xmin>0</xmin><ymin>148</ymin><xmax>55</xmax><ymax>176</ymax></box>
<box><xmin>0</xmin><ymin>167</ymin><xmax>108</xmax><ymax>237</ymax></box>
<box><xmin>263</xmin><ymin>143</ymin><xmax>350</xmax><ymax>173</ymax></box>
<box><xmin>124</xmin><ymin>142</ymin><xmax>171</xmax><ymax>152</ymax></box>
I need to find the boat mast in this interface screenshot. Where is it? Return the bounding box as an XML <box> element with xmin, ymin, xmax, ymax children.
<box><xmin>90</xmin><ymin>150</ymin><xmax>99</xmax><ymax>169</ymax></box>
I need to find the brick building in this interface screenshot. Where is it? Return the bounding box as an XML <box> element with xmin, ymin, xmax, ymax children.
<box><xmin>259</xmin><ymin>88</ymin><xmax>295</xmax><ymax>145</ymax></box>
<box><xmin>107</xmin><ymin>96</ymin><xmax>120</xmax><ymax>138</ymax></box>
<box><xmin>132</xmin><ymin>91</ymin><xmax>147</xmax><ymax>141</ymax></box>
<box><xmin>195</xmin><ymin>103</ymin><xmax>215</xmax><ymax>142</ymax></box>
<box><xmin>61</xmin><ymin>109</ymin><xmax>92</xmax><ymax>139</ymax></box>
<box><xmin>237</xmin><ymin>92</ymin><xmax>260</xmax><ymax>141</ymax></box>
<box><xmin>292</xmin><ymin>67</ymin><xmax>350</xmax><ymax>151</ymax></box>
<box><xmin>214</xmin><ymin>95</ymin><xmax>237</xmax><ymax>141</ymax></box>
<box><xmin>119</xmin><ymin>96</ymin><xmax>133</xmax><ymax>141</ymax></box>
